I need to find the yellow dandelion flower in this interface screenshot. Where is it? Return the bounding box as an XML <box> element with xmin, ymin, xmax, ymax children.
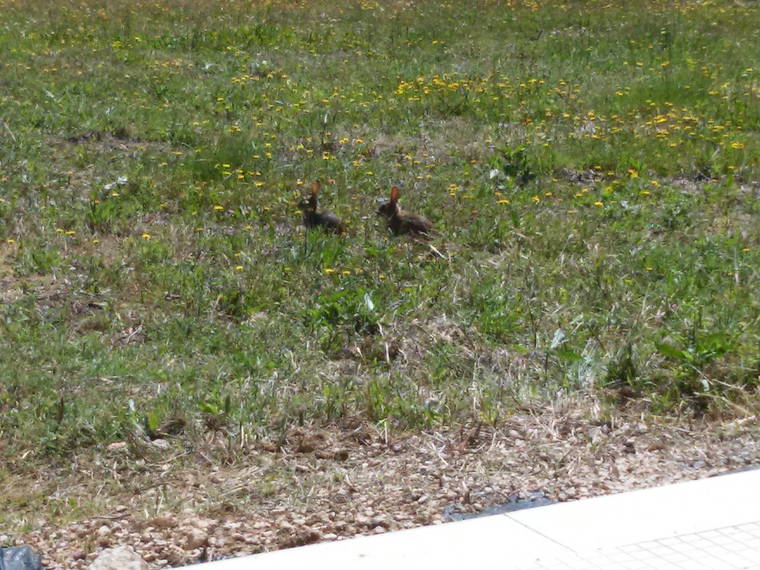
<box><xmin>141</xmin><ymin>232</ymin><xmax>151</xmax><ymax>240</ymax></box>
<box><xmin>213</xmin><ymin>205</ymin><xmax>224</xmax><ymax>211</ymax></box>
<box><xmin>235</xmin><ymin>265</ymin><xmax>244</xmax><ymax>271</ymax></box>
<box><xmin>324</xmin><ymin>268</ymin><xmax>335</xmax><ymax>274</ymax></box>
<box><xmin>593</xmin><ymin>201</ymin><xmax>604</xmax><ymax>207</ymax></box>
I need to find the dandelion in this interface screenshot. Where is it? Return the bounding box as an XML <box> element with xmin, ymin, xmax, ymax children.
<box><xmin>730</xmin><ymin>141</ymin><xmax>745</xmax><ymax>149</ymax></box>
<box><xmin>593</xmin><ymin>201</ymin><xmax>604</xmax><ymax>207</ymax></box>
<box><xmin>324</xmin><ymin>268</ymin><xmax>335</xmax><ymax>274</ymax></box>
<box><xmin>6</xmin><ymin>238</ymin><xmax>16</xmax><ymax>244</ymax></box>
<box><xmin>235</xmin><ymin>265</ymin><xmax>243</xmax><ymax>271</ymax></box>
<box><xmin>532</xmin><ymin>195</ymin><xmax>540</xmax><ymax>203</ymax></box>
<box><xmin>65</xmin><ymin>230</ymin><xmax>76</xmax><ymax>236</ymax></box>
<box><xmin>498</xmin><ymin>199</ymin><xmax>511</xmax><ymax>204</ymax></box>
<box><xmin>213</xmin><ymin>205</ymin><xmax>224</xmax><ymax>211</ymax></box>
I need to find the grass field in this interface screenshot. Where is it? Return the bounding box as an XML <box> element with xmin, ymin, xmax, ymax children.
<box><xmin>1</xmin><ymin>0</ymin><xmax>759</xmax><ymax>539</ymax></box>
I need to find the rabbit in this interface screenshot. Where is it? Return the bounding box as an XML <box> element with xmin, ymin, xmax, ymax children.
<box><xmin>298</xmin><ymin>180</ymin><xmax>345</xmax><ymax>234</ymax></box>
<box><xmin>377</xmin><ymin>186</ymin><xmax>433</xmax><ymax>236</ymax></box>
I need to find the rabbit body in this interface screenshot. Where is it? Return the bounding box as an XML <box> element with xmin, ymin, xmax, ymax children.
<box><xmin>377</xmin><ymin>186</ymin><xmax>433</xmax><ymax>236</ymax></box>
<box><xmin>300</xmin><ymin>181</ymin><xmax>345</xmax><ymax>234</ymax></box>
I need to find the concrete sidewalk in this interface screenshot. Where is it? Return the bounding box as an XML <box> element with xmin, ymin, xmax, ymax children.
<box><xmin>185</xmin><ymin>468</ymin><xmax>760</xmax><ymax>569</ymax></box>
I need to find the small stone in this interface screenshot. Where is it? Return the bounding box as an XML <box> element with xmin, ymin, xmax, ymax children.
<box><xmin>151</xmin><ymin>438</ymin><xmax>171</xmax><ymax>450</ymax></box>
<box><xmin>89</xmin><ymin>546</ymin><xmax>148</xmax><ymax>570</ymax></box>
<box><xmin>183</xmin><ymin>527</ymin><xmax>208</xmax><ymax>550</ymax></box>
<box><xmin>72</xmin><ymin>550</ymin><xmax>87</xmax><ymax>560</ymax></box>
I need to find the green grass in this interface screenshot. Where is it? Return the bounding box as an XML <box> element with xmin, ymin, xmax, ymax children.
<box><xmin>1</xmin><ymin>0</ymin><xmax>759</xmax><ymax>473</ymax></box>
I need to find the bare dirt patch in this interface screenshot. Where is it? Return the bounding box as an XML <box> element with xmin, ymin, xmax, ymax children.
<box><xmin>6</xmin><ymin>402</ymin><xmax>760</xmax><ymax>569</ymax></box>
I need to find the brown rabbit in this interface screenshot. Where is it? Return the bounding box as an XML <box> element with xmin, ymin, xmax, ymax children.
<box><xmin>377</xmin><ymin>186</ymin><xmax>433</xmax><ymax>236</ymax></box>
<box><xmin>299</xmin><ymin>180</ymin><xmax>345</xmax><ymax>234</ymax></box>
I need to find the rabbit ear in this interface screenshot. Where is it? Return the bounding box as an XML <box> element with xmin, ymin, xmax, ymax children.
<box><xmin>311</xmin><ymin>180</ymin><xmax>321</xmax><ymax>197</ymax></box>
<box><xmin>390</xmin><ymin>186</ymin><xmax>399</xmax><ymax>203</ymax></box>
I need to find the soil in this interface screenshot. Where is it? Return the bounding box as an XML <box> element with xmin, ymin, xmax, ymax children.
<box><xmin>6</xmin><ymin>401</ymin><xmax>760</xmax><ymax>569</ymax></box>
